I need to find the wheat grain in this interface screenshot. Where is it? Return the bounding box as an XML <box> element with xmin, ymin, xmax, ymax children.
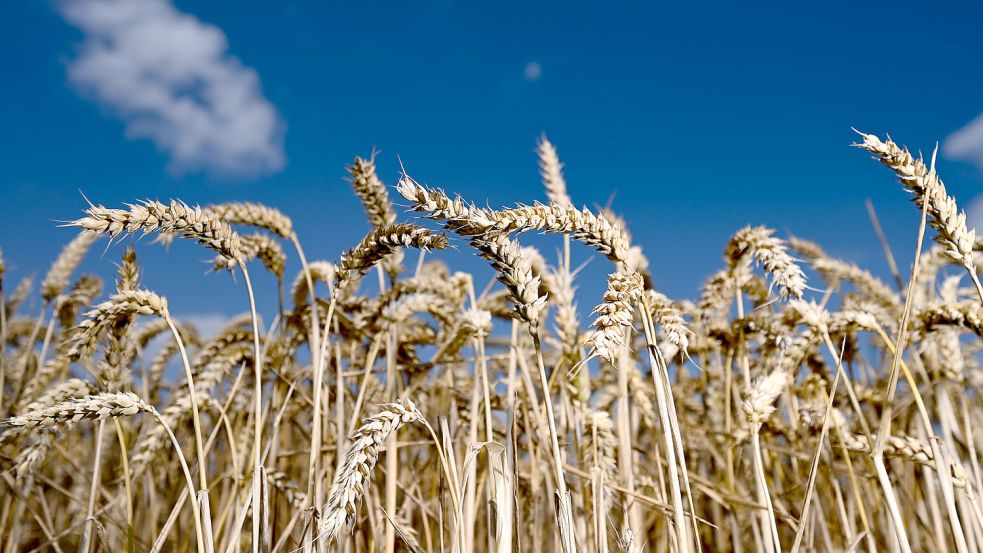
<box><xmin>5</xmin><ymin>277</ymin><xmax>32</xmax><ymax>318</ymax></box>
<box><xmin>582</xmin><ymin>410</ymin><xmax>617</xmax><ymax>482</ymax></box>
<box><xmin>290</xmin><ymin>260</ymin><xmax>336</xmax><ymax>307</ymax></box>
<box><xmin>491</xmin><ymin>202</ymin><xmax>631</xmax><ymax>262</ymax></box>
<box><xmin>644</xmin><ymin>289</ymin><xmax>691</xmax><ymax>356</ymax></box>
<box><xmin>839</xmin><ymin>432</ymin><xmax>970</xmax><ymax>488</ymax></box>
<box><xmin>396</xmin><ymin>175</ymin><xmax>497</xmax><ymax>229</ymax></box>
<box><xmin>548</xmin><ymin>265</ymin><xmax>582</xmax><ymax>370</ymax></box>
<box><xmin>267</xmin><ymin>471</ymin><xmax>307</xmax><ymax>510</ymax></box>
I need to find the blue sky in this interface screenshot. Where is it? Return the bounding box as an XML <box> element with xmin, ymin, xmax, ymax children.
<box><xmin>3</xmin><ymin>0</ymin><xmax>983</xmax><ymax>326</ymax></box>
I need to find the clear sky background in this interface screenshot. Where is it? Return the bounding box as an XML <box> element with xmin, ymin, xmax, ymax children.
<box><xmin>3</xmin><ymin>0</ymin><xmax>983</xmax><ymax>330</ymax></box>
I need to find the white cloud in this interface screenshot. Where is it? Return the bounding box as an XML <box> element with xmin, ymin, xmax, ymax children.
<box><xmin>175</xmin><ymin>312</ymin><xmax>237</xmax><ymax>341</ymax></box>
<box><xmin>943</xmin><ymin>113</ymin><xmax>983</xmax><ymax>173</ymax></box>
<box><xmin>524</xmin><ymin>61</ymin><xmax>541</xmax><ymax>81</ymax></box>
<box><xmin>60</xmin><ymin>0</ymin><xmax>286</xmax><ymax>178</ymax></box>
<box><xmin>968</xmin><ymin>193</ymin><xmax>983</xmax><ymax>235</ymax></box>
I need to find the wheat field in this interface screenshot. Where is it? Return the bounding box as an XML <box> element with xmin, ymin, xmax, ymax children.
<box><xmin>0</xmin><ymin>131</ymin><xmax>981</xmax><ymax>552</ymax></box>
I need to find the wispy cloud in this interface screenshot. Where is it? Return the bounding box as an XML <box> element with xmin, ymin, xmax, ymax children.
<box><xmin>944</xmin><ymin>115</ymin><xmax>983</xmax><ymax>236</ymax></box>
<box><xmin>968</xmin><ymin>193</ymin><xmax>983</xmax><ymax>236</ymax></box>
<box><xmin>944</xmin><ymin>113</ymin><xmax>983</xmax><ymax>173</ymax></box>
<box><xmin>60</xmin><ymin>0</ymin><xmax>286</xmax><ymax>178</ymax></box>
<box><xmin>176</xmin><ymin>312</ymin><xmax>238</xmax><ymax>340</ymax></box>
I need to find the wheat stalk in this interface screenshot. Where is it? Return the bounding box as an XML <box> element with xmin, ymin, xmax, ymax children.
<box><xmin>743</xmin><ymin>368</ymin><xmax>789</xmax><ymax>552</ymax></box>
<box><xmin>5</xmin><ymin>131</ymin><xmax>983</xmax><ymax>552</ymax></box>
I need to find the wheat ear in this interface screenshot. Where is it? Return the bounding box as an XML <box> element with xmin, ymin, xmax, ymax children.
<box><xmin>586</xmin><ymin>270</ymin><xmax>643</xmax><ymax>363</ymax></box>
<box><xmin>349</xmin><ymin>153</ymin><xmax>398</xmax><ymax>228</ymax></box>
<box><xmin>70</xmin><ymin>199</ymin><xmax>242</xmax><ymax>267</ymax></box>
<box><xmin>41</xmin><ymin>232</ymin><xmax>98</xmax><ymax>303</ymax></box>
<box><xmin>471</xmin><ymin>234</ymin><xmax>549</xmax><ymax>325</ymax></box>
<box><xmin>336</xmin><ymin>223</ymin><xmax>448</xmax><ymax>292</ymax></box>
<box><xmin>857</xmin><ymin>133</ymin><xmax>977</xmax><ymax>271</ymax></box>
<box><xmin>206</xmin><ymin>201</ymin><xmax>294</xmax><ymax>239</ymax></box>
<box><xmin>1</xmin><ymin>391</ymin><xmax>153</xmax><ymax>440</ymax></box>
<box><xmin>319</xmin><ymin>399</ymin><xmax>423</xmax><ymax>542</ymax></box>
<box><xmin>917</xmin><ymin>301</ymin><xmax>983</xmax><ymax>339</ymax></box>
<box><xmin>290</xmin><ymin>260</ymin><xmax>335</xmax><ymax>306</ymax></box>
<box><xmin>63</xmin><ymin>290</ymin><xmax>168</xmax><ymax>360</ymax></box>
<box><xmin>726</xmin><ymin>225</ymin><xmax>806</xmax><ymax>300</ymax></box>
<box><xmin>537</xmin><ymin>134</ymin><xmax>572</xmax><ymax>207</ymax></box>
<box><xmin>398</xmin><ymin>175</ymin><xmax>629</xmax><ymax>261</ymax></box>
<box><xmin>214</xmin><ymin>232</ymin><xmax>286</xmax><ymax>278</ymax></box>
